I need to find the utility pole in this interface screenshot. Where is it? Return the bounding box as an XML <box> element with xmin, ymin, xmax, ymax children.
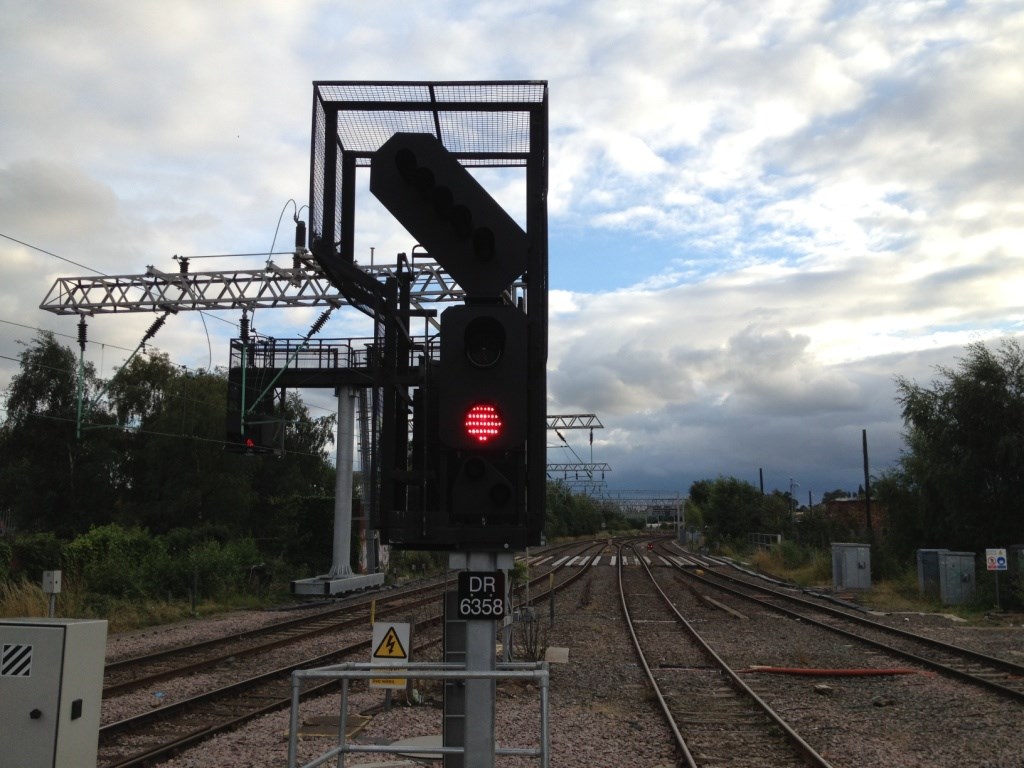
<box><xmin>862</xmin><ymin>429</ymin><xmax>874</xmax><ymax>541</ymax></box>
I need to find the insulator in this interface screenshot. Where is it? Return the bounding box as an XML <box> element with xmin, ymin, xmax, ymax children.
<box><xmin>294</xmin><ymin>220</ymin><xmax>307</xmax><ymax>249</ymax></box>
<box><xmin>77</xmin><ymin>317</ymin><xmax>87</xmax><ymax>351</ymax></box>
<box><xmin>239</xmin><ymin>311</ymin><xmax>250</xmax><ymax>343</ymax></box>
<box><xmin>143</xmin><ymin>315</ymin><xmax>166</xmax><ymax>341</ymax></box>
<box><xmin>308</xmin><ymin>308</ymin><xmax>332</xmax><ymax>336</ymax></box>
<box><xmin>178</xmin><ymin>257</ymin><xmax>189</xmax><ymax>275</ymax></box>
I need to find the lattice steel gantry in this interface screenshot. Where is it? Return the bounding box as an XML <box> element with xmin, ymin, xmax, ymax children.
<box><xmin>546</xmin><ymin>413</ymin><xmax>608</xmax><ymax>491</ymax></box>
<box><xmin>39</xmin><ymin>255</ymin><xmax>483</xmax><ymax>319</ymax></box>
<box><xmin>546</xmin><ymin>414</ymin><xmax>604</xmax><ymax>431</ymax></box>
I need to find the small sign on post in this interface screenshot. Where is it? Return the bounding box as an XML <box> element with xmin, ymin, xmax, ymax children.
<box><xmin>986</xmin><ymin>548</ymin><xmax>1008</xmax><ymax>611</ymax></box>
<box><xmin>42</xmin><ymin>570</ymin><xmax>61</xmax><ymax>618</ymax></box>
<box><xmin>986</xmin><ymin>548</ymin><xmax>1008</xmax><ymax>571</ymax></box>
<box><xmin>369</xmin><ymin>622</ymin><xmax>410</xmax><ymax>689</ymax></box>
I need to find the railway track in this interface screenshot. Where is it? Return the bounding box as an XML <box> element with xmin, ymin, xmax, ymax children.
<box><xmin>659</xmin><ymin>541</ymin><xmax>1024</xmax><ymax>704</ymax></box>
<box><xmin>619</xmin><ymin>542</ymin><xmax>833</xmax><ymax>767</ymax></box>
<box><xmin>103</xmin><ymin>581</ymin><xmax>442</xmax><ymax>696</ymax></box>
<box><xmin>99</xmin><ymin>617</ymin><xmax>446</xmax><ymax>768</ymax></box>
<box><xmin>103</xmin><ymin>540</ymin><xmax>590</xmax><ymax>698</ymax></box>
<box><xmin>98</xmin><ymin>539</ymin><xmax>600</xmax><ymax>767</ymax></box>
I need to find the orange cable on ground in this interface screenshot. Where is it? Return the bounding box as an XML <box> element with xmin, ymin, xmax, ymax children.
<box><xmin>743</xmin><ymin>666</ymin><xmax>923</xmax><ymax>676</ymax></box>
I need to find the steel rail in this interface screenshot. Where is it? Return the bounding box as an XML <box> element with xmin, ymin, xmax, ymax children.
<box><xmin>98</xmin><ymin>539</ymin><xmax>601</xmax><ymax>766</ymax></box>
<box><xmin>104</xmin><ymin>539</ymin><xmax>590</xmax><ymax>693</ymax></box>
<box><xmin>621</xmin><ymin>542</ymin><xmax>834</xmax><ymax>768</ymax></box>
<box><xmin>103</xmin><ymin>539</ymin><xmax>586</xmax><ymax>697</ymax></box>
<box><xmin>618</xmin><ymin>545</ymin><xmax>697</xmax><ymax>768</ymax></box>
<box><xmin>662</xmin><ymin>542</ymin><xmax>1024</xmax><ymax>705</ymax></box>
<box><xmin>100</xmin><ymin>626</ymin><xmax>445</xmax><ymax>768</ymax></box>
<box><xmin>103</xmin><ymin>585</ymin><xmax>441</xmax><ymax>697</ymax></box>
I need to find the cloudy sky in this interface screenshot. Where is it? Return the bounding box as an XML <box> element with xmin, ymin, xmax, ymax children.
<box><xmin>1</xmin><ymin>1</ymin><xmax>1022</xmax><ymax>502</ymax></box>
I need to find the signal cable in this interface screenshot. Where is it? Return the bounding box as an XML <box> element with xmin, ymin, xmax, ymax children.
<box><xmin>0</xmin><ymin>232</ymin><xmax>239</xmax><ymax>333</ymax></box>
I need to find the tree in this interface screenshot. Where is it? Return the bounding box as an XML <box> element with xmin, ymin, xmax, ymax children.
<box><xmin>109</xmin><ymin>357</ymin><xmax>254</xmax><ymax>532</ymax></box>
<box><xmin>248</xmin><ymin>390</ymin><xmax>337</xmax><ymax>549</ymax></box>
<box><xmin>689</xmin><ymin>476</ymin><xmax>776</xmax><ymax>542</ymax></box>
<box><xmin>0</xmin><ymin>332</ymin><xmax>121</xmax><ymax>534</ymax></box>
<box><xmin>688</xmin><ymin>479</ymin><xmax>712</xmax><ymax>510</ymax></box>
<box><xmin>892</xmin><ymin>338</ymin><xmax>1024</xmax><ymax>551</ymax></box>
<box><xmin>685</xmin><ymin>476</ymin><xmax>798</xmax><ymax>544</ymax></box>
<box><xmin>105</xmin><ymin>354</ymin><xmax>336</xmax><ymax>535</ymax></box>
<box><xmin>0</xmin><ymin>333</ymin><xmax>337</xmax><ymax>541</ymax></box>
<box><xmin>544</xmin><ymin>482</ymin><xmax>614</xmax><ymax>537</ymax></box>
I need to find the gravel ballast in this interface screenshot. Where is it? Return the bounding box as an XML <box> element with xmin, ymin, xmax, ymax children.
<box><xmin>106</xmin><ymin>562</ymin><xmax>1024</xmax><ymax>768</ymax></box>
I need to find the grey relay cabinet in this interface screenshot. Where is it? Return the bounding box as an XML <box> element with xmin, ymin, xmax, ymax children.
<box><xmin>831</xmin><ymin>542</ymin><xmax>872</xmax><ymax>590</ymax></box>
<box><xmin>0</xmin><ymin>618</ymin><xmax>107</xmax><ymax>768</ymax></box>
<box><xmin>937</xmin><ymin>551</ymin><xmax>976</xmax><ymax>606</ymax></box>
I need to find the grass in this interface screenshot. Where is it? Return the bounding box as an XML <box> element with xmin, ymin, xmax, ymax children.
<box><xmin>859</xmin><ymin>578</ymin><xmax>941</xmax><ymax>613</ymax></box>
<box><xmin>0</xmin><ymin>579</ymin><xmax>51</xmax><ymax>618</ymax></box>
<box><xmin>739</xmin><ymin>546</ymin><xmax>1005</xmax><ymax>623</ymax></box>
<box><xmin>747</xmin><ymin>546</ymin><xmax>832</xmax><ymax>587</ymax></box>
<box><xmin>0</xmin><ymin>578</ymin><xmax>288</xmax><ymax>633</ymax></box>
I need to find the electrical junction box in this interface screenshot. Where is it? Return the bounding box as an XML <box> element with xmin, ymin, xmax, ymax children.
<box><xmin>0</xmin><ymin>618</ymin><xmax>107</xmax><ymax>768</ymax></box>
<box><xmin>42</xmin><ymin>570</ymin><xmax>62</xmax><ymax>594</ymax></box>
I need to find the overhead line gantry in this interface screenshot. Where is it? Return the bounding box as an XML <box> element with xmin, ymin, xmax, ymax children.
<box><xmin>546</xmin><ymin>412</ymin><xmax>608</xmax><ymax>490</ymax></box>
<box><xmin>39</xmin><ymin>255</ymin><xmax>489</xmax><ymax>320</ymax></box>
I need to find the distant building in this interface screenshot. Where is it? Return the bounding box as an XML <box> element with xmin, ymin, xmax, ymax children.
<box><xmin>823</xmin><ymin>497</ymin><xmax>887</xmax><ymax>537</ymax></box>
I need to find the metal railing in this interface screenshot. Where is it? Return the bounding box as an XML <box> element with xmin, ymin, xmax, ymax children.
<box><xmin>287</xmin><ymin>661</ymin><xmax>550</xmax><ymax>768</ymax></box>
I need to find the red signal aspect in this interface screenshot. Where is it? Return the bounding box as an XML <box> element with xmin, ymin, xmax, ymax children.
<box><xmin>464</xmin><ymin>403</ymin><xmax>503</xmax><ymax>444</ymax></box>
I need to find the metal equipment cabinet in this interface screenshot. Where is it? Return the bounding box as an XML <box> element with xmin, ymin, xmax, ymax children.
<box><xmin>916</xmin><ymin>548</ymin><xmax>949</xmax><ymax>598</ymax></box>
<box><xmin>0</xmin><ymin>618</ymin><xmax>107</xmax><ymax>768</ymax></box>
<box><xmin>937</xmin><ymin>551</ymin><xmax>976</xmax><ymax>606</ymax></box>
<box><xmin>831</xmin><ymin>542</ymin><xmax>872</xmax><ymax>590</ymax></box>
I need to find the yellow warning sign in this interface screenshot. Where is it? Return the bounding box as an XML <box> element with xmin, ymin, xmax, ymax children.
<box><xmin>373</xmin><ymin>626</ymin><xmax>408</xmax><ymax>660</ymax></box>
<box><xmin>370</xmin><ymin>622</ymin><xmax>411</xmax><ymax>690</ymax></box>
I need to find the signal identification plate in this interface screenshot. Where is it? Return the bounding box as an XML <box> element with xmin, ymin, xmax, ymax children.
<box><xmin>457</xmin><ymin>571</ymin><xmax>506</xmax><ymax>620</ymax></box>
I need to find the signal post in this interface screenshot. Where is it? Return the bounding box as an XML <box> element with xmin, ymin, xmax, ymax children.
<box><xmin>370</xmin><ymin>105</ymin><xmax>547</xmax><ymax>768</ymax></box>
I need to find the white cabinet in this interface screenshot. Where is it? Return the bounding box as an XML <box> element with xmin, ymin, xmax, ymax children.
<box><xmin>0</xmin><ymin>619</ymin><xmax>107</xmax><ymax>768</ymax></box>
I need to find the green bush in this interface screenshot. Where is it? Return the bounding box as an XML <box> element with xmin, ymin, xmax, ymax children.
<box><xmin>63</xmin><ymin>524</ymin><xmax>157</xmax><ymax>598</ymax></box>
<box><xmin>388</xmin><ymin>550</ymin><xmax>445</xmax><ymax>581</ymax></box>
<box><xmin>12</xmin><ymin>532</ymin><xmax>63</xmax><ymax>580</ymax></box>
<box><xmin>0</xmin><ymin>539</ymin><xmax>12</xmax><ymax>581</ymax></box>
<box><xmin>777</xmin><ymin>540</ymin><xmax>809</xmax><ymax>569</ymax></box>
<box><xmin>6</xmin><ymin>523</ymin><xmax>276</xmax><ymax>609</ymax></box>
<box><xmin>1</xmin><ymin>522</ymin><xmax>286</xmax><ymax>624</ymax></box>
<box><xmin>129</xmin><ymin>532</ymin><xmax>265</xmax><ymax>600</ymax></box>
<box><xmin>187</xmin><ymin>537</ymin><xmax>263</xmax><ymax>598</ymax></box>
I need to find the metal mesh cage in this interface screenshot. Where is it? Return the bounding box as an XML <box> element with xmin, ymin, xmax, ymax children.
<box><xmin>303</xmin><ymin>80</ymin><xmax>548</xmax><ymax>552</ymax></box>
<box><xmin>318</xmin><ymin>80</ymin><xmax>544</xmax><ymax>161</ymax></box>
<box><xmin>308</xmin><ymin>80</ymin><xmax>548</xmax><ymax>251</ymax></box>
<box><xmin>311</xmin><ymin>96</ymin><xmax>327</xmax><ymax>253</ymax></box>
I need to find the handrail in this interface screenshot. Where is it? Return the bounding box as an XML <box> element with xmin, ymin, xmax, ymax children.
<box><xmin>287</xmin><ymin>661</ymin><xmax>550</xmax><ymax>768</ymax></box>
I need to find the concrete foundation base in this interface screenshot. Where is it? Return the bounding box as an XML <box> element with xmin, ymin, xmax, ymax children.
<box><xmin>290</xmin><ymin>572</ymin><xmax>386</xmax><ymax>596</ymax></box>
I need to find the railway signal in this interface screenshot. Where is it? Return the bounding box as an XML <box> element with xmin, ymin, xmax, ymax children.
<box><xmin>438</xmin><ymin>303</ymin><xmax>528</xmax><ymax>524</ymax></box>
<box><xmin>370</xmin><ymin>132</ymin><xmax>528</xmax><ymax>298</ymax></box>
<box><xmin>224</xmin><ymin>371</ymin><xmax>282</xmax><ymax>455</ymax></box>
<box><xmin>370</xmin><ymin>130</ymin><xmax>542</xmax><ymax>550</ymax></box>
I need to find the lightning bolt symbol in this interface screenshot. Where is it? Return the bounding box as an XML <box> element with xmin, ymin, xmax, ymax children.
<box><xmin>385</xmin><ymin>635</ymin><xmax>397</xmax><ymax>655</ymax></box>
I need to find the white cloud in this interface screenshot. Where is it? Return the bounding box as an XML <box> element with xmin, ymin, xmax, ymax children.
<box><xmin>1</xmin><ymin>0</ymin><xmax>1022</xmax><ymax>496</ymax></box>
